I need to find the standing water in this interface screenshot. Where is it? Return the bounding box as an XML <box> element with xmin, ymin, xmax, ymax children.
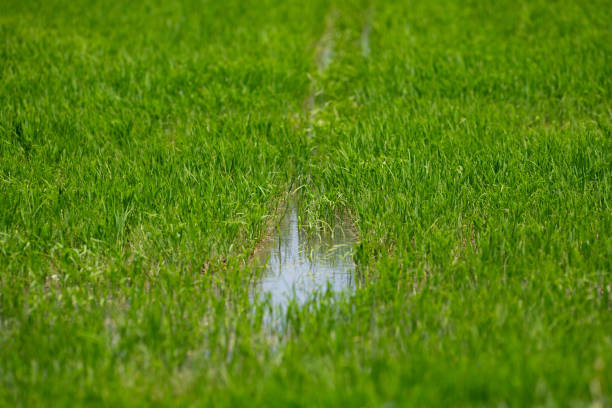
<box><xmin>253</xmin><ymin>201</ymin><xmax>357</xmax><ymax>313</ymax></box>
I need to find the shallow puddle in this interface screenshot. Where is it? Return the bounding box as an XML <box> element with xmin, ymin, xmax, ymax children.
<box><xmin>253</xmin><ymin>201</ymin><xmax>356</xmax><ymax>312</ymax></box>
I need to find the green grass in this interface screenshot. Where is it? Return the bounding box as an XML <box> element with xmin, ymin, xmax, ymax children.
<box><xmin>1</xmin><ymin>0</ymin><xmax>611</xmax><ymax>406</ymax></box>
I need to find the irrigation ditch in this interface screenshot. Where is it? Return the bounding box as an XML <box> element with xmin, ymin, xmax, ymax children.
<box><xmin>249</xmin><ymin>8</ymin><xmax>365</xmax><ymax>323</ymax></box>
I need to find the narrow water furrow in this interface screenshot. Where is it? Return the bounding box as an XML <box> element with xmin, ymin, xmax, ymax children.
<box><xmin>252</xmin><ymin>8</ymin><xmax>360</xmax><ymax>313</ymax></box>
<box><xmin>361</xmin><ymin>7</ymin><xmax>374</xmax><ymax>57</ymax></box>
<box><xmin>305</xmin><ymin>9</ymin><xmax>337</xmax><ymax>139</ymax></box>
<box><xmin>253</xmin><ymin>200</ymin><xmax>356</xmax><ymax>311</ymax></box>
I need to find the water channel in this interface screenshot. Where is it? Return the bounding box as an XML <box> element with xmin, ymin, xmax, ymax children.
<box><xmin>253</xmin><ymin>201</ymin><xmax>357</xmax><ymax>313</ymax></box>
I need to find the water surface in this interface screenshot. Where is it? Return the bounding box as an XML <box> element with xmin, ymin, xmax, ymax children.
<box><xmin>254</xmin><ymin>201</ymin><xmax>356</xmax><ymax>312</ymax></box>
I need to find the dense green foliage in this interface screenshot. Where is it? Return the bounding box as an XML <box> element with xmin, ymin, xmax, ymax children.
<box><xmin>1</xmin><ymin>0</ymin><xmax>611</xmax><ymax>406</ymax></box>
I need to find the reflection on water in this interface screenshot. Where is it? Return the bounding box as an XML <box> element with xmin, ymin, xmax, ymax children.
<box><xmin>254</xmin><ymin>201</ymin><xmax>356</xmax><ymax>312</ymax></box>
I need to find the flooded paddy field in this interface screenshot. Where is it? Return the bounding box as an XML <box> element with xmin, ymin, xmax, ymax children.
<box><xmin>1</xmin><ymin>0</ymin><xmax>610</xmax><ymax>406</ymax></box>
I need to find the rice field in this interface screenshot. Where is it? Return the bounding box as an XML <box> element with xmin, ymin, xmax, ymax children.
<box><xmin>1</xmin><ymin>0</ymin><xmax>611</xmax><ymax>406</ymax></box>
